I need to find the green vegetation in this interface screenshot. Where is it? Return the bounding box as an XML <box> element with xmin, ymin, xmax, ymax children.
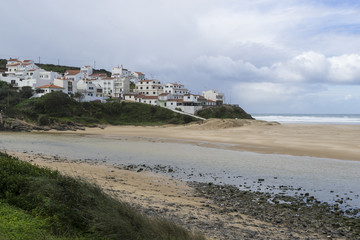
<box><xmin>0</xmin><ymin>202</ymin><xmax>71</xmax><ymax>240</ymax></box>
<box><xmin>0</xmin><ymin>152</ymin><xmax>204</xmax><ymax>240</ymax></box>
<box><xmin>36</xmin><ymin>63</ymin><xmax>79</xmax><ymax>74</ymax></box>
<box><xmin>36</xmin><ymin>63</ymin><xmax>111</xmax><ymax>77</ymax></box>
<box><xmin>196</xmin><ymin>105</ymin><xmax>253</xmax><ymax>119</ymax></box>
<box><xmin>0</xmin><ymin>81</ymin><xmax>33</xmax><ymax>116</ymax></box>
<box><xmin>0</xmin><ymin>59</ymin><xmax>7</xmax><ymax>72</ymax></box>
<box><xmin>15</xmin><ymin>91</ymin><xmax>198</xmax><ymax>126</ymax></box>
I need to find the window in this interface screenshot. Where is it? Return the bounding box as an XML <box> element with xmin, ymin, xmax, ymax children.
<box><xmin>153</xmin><ymin>92</ymin><xmax>155</xmax><ymax>94</ymax></box>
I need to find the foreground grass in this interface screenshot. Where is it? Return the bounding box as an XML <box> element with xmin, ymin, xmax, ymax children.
<box><xmin>0</xmin><ymin>152</ymin><xmax>205</xmax><ymax>240</ymax></box>
<box><xmin>0</xmin><ymin>202</ymin><xmax>72</xmax><ymax>240</ymax></box>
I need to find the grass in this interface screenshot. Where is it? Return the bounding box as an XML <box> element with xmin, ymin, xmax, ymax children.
<box><xmin>0</xmin><ymin>201</ymin><xmax>72</xmax><ymax>240</ymax></box>
<box><xmin>0</xmin><ymin>152</ymin><xmax>205</xmax><ymax>240</ymax></box>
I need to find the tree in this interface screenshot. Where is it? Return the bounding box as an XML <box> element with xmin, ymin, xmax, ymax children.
<box><xmin>19</xmin><ymin>86</ymin><xmax>34</xmax><ymax>99</ymax></box>
<box><xmin>74</xmin><ymin>92</ymin><xmax>84</xmax><ymax>102</ymax></box>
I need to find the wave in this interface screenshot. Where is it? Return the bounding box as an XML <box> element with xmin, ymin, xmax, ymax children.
<box><xmin>252</xmin><ymin>114</ymin><xmax>360</xmax><ymax>124</ymax></box>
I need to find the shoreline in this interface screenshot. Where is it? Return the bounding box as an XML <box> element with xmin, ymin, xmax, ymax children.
<box><xmin>41</xmin><ymin>120</ymin><xmax>360</xmax><ymax>161</ymax></box>
<box><xmin>5</xmin><ymin>151</ymin><xmax>359</xmax><ymax>239</ymax></box>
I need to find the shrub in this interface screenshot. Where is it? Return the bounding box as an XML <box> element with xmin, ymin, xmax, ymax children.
<box><xmin>38</xmin><ymin>115</ymin><xmax>49</xmax><ymax>125</ymax></box>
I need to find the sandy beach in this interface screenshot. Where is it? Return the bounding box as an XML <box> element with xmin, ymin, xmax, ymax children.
<box><xmin>48</xmin><ymin>119</ymin><xmax>360</xmax><ymax>161</ymax></box>
<box><xmin>3</xmin><ymin>120</ymin><xmax>359</xmax><ymax>239</ymax></box>
<box><xmin>7</xmin><ymin>151</ymin><xmax>336</xmax><ymax>240</ymax></box>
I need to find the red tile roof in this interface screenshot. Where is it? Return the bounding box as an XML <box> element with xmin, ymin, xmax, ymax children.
<box><xmin>7</xmin><ymin>63</ymin><xmax>20</xmax><ymax>66</ymax></box>
<box><xmin>65</xmin><ymin>70</ymin><xmax>81</xmax><ymax>75</ymax></box>
<box><xmin>159</xmin><ymin>93</ymin><xmax>169</xmax><ymax>96</ymax></box>
<box><xmin>167</xmin><ymin>98</ymin><xmax>183</xmax><ymax>102</ymax></box>
<box><xmin>142</xmin><ymin>96</ymin><xmax>159</xmax><ymax>99</ymax></box>
<box><xmin>135</xmin><ymin>72</ymin><xmax>145</xmax><ymax>75</ymax></box>
<box><xmin>38</xmin><ymin>84</ymin><xmax>63</xmax><ymax>89</ymax></box>
<box><xmin>90</xmin><ymin>73</ymin><xmax>107</xmax><ymax>77</ymax></box>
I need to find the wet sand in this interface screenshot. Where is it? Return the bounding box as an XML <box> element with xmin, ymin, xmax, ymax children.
<box><xmin>47</xmin><ymin>120</ymin><xmax>360</xmax><ymax>161</ymax></box>
<box><xmin>7</xmin><ymin>151</ymin><xmax>335</xmax><ymax>240</ymax></box>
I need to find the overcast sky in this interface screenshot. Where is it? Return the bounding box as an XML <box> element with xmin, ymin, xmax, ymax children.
<box><xmin>1</xmin><ymin>0</ymin><xmax>360</xmax><ymax>114</ymax></box>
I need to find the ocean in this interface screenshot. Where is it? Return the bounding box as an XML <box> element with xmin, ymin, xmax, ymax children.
<box><xmin>252</xmin><ymin>114</ymin><xmax>360</xmax><ymax>125</ymax></box>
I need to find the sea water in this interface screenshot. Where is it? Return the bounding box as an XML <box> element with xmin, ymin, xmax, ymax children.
<box><xmin>0</xmin><ymin>132</ymin><xmax>359</xmax><ymax>211</ymax></box>
<box><xmin>253</xmin><ymin>114</ymin><xmax>360</xmax><ymax>125</ymax></box>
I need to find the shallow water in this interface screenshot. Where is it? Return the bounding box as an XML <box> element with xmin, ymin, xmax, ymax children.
<box><xmin>1</xmin><ymin>132</ymin><xmax>359</xmax><ymax>211</ymax></box>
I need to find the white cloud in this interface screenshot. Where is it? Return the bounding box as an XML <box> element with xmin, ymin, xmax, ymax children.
<box><xmin>2</xmin><ymin>0</ymin><xmax>360</xmax><ymax>113</ymax></box>
<box><xmin>344</xmin><ymin>94</ymin><xmax>353</xmax><ymax>101</ymax></box>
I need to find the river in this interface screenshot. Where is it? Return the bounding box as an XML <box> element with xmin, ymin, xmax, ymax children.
<box><xmin>1</xmin><ymin>131</ymin><xmax>359</xmax><ymax>212</ymax></box>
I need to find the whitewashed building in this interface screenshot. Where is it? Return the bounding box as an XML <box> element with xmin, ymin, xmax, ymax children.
<box><xmin>80</xmin><ymin>66</ymin><xmax>93</xmax><ymax>78</ymax></box>
<box><xmin>135</xmin><ymin>80</ymin><xmax>163</xmax><ymax>96</ymax></box>
<box><xmin>53</xmin><ymin>78</ymin><xmax>77</xmax><ymax>95</ymax></box>
<box><xmin>163</xmin><ymin>83</ymin><xmax>189</xmax><ymax>99</ymax></box>
<box><xmin>76</xmin><ymin>79</ymin><xmax>105</xmax><ymax>102</ymax></box>
<box><xmin>34</xmin><ymin>84</ymin><xmax>64</xmax><ymax>97</ymax></box>
<box><xmin>64</xmin><ymin>69</ymin><xmax>82</xmax><ymax>82</ymax></box>
<box><xmin>0</xmin><ymin>59</ymin><xmax>61</xmax><ymax>89</ymax></box>
<box><xmin>202</xmin><ymin>90</ymin><xmax>224</xmax><ymax>105</ymax></box>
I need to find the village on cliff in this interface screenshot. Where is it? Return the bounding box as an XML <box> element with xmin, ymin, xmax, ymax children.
<box><xmin>0</xmin><ymin>58</ymin><xmax>224</xmax><ymax>115</ymax></box>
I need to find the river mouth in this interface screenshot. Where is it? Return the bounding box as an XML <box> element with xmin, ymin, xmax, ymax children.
<box><xmin>1</xmin><ymin>131</ymin><xmax>360</xmax><ymax>213</ymax></box>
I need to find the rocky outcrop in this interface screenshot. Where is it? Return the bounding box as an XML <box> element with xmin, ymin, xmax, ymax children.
<box><xmin>0</xmin><ymin>115</ymin><xmax>86</xmax><ymax>132</ymax></box>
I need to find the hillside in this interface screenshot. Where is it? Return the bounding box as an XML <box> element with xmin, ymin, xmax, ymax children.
<box><xmin>0</xmin><ymin>152</ymin><xmax>204</xmax><ymax>240</ymax></box>
<box><xmin>195</xmin><ymin>105</ymin><xmax>253</xmax><ymax>119</ymax></box>
<box><xmin>0</xmin><ymin>90</ymin><xmax>196</xmax><ymax>130</ymax></box>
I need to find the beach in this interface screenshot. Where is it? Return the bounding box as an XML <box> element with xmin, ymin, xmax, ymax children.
<box><xmin>2</xmin><ymin>120</ymin><xmax>360</xmax><ymax>239</ymax></box>
<box><xmin>48</xmin><ymin>119</ymin><xmax>360</xmax><ymax>161</ymax></box>
<box><xmin>6</xmin><ymin>151</ymin><xmax>347</xmax><ymax>240</ymax></box>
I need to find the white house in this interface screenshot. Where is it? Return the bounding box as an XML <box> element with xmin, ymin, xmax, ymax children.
<box><xmin>35</xmin><ymin>84</ymin><xmax>64</xmax><ymax>97</ymax></box>
<box><xmin>0</xmin><ymin>59</ymin><xmax>60</xmax><ymax>89</ymax></box>
<box><xmin>124</xmin><ymin>93</ymin><xmax>144</xmax><ymax>103</ymax></box>
<box><xmin>202</xmin><ymin>90</ymin><xmax>224</xmax><ymax>105</ymax></box>
<box><xmin>53</xmin><ymin>78</ymin><xmax>77</xmax><ymax>95</ymax></box>
<box><xmin>163</xmin><ymin>83</ymin><xmax>189</xmax><ymax>99</ymax></box>
<box><xmin>131</xmin><ymin>71</ymin><xmax>145</xmax><ymax>81</ymax></box>
<box><xmin>135</xmin><ymin>80</ymin><xmax>163</xmax><ymax>96</ymax></box>
<box><xmin>113</xmin><ymin>77</ymin><xmax>130</xmax><ymax>98</ymax></box>
<box><xmin>64</xmin><ymin>69</ymin><xmax>82</xmax><ymax>82</ymax></box>
<box><xmin>76</xmin><ymin>79</ymin><xmax>105</xmax><ymax>102</ymax></box>
<box><xmin>141</xmin><ymin>96</ymin><xmax>159</xmax><ymax>105</ymax></box>
<box><xmin>111</xmin><ymin>66</ymin><xmax>131</xmax><ymax>77</ymax></box>
<box><xmin>80</xmin><ymin>66</ymin><xmax>93</xmax><ymax>78</ymax></box>
<box><xmin>89</xmin><ymin>73</ymin><xmax>107</xmax><ymax>80</ymax></box>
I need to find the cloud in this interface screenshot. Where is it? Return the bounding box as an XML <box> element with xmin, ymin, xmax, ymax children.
<box><xmin>194</xmin><ymin>52</ymin><xmax>360</xmax><ymax>85</ymax></box>
<box><xmin>2</xmin><ymin>0</ymin><xmax>360</xmax><ymax>113</ymax></box>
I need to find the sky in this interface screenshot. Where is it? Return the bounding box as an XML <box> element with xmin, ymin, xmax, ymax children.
<box><xmin>1</xmin><ymin>0</ymin><xmax>360</xmax><ymax>114</ymax></box>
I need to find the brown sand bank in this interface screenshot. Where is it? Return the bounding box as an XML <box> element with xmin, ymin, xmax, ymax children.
<box><xmin>8</xmin><ymin>151</ymin><xmax>333</xmax><ymax>240</ymax></box>
<box><xmin>48</xmin><ymin>119</ymin><xmax>360</xmax><ymax>161</ymax></box>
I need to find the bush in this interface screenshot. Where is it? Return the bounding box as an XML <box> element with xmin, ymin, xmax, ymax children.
<box><xmin>196</xmin><ymin>105</ymin><xmax>253</xmax><ymax>119</ymax></box>
<box><xmin>38</xmin><ymin>115</ymin><xmax>49</xmax><ymax>125</ymax></box>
